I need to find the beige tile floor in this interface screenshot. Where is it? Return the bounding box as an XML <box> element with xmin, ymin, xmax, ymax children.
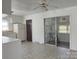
<box><xmin>21</xmin><ymin>42</ymin><xmax>77</xmax><ymax>59</ymax></box>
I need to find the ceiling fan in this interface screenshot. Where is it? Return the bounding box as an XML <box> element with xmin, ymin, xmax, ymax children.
<box><xmin>33</xmin><ymin>0</ymin><xmax>58</xmax><ymax>11</ymax></box>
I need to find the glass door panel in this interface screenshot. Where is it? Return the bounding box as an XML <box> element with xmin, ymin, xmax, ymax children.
<box><xmin>44</xmin><ymin>17</ymin><xmax>56</xmax><ymax>45</ymax></box>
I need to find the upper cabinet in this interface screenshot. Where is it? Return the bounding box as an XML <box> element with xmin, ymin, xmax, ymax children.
<box><xmin>2</xmin><ymin>0</ymin><xmax>11</xmax><ymax>14</ymax></box>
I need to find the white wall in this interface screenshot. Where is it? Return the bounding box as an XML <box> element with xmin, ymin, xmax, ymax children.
<box><xmin>24</xmin><ymin>6</ymin><xmax>77</xmax><ymax>50</ymax></box>
<box><xmin>12</xmin><ymin>15</ymin><xmax>24</xmax><ymax>24</ymax></box>
<box><xmin>24</xmin><ymin>14</ymin><xmax>44</xmax><ymax>44</ymax></box>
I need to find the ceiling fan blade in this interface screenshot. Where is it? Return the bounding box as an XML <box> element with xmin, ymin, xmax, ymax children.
<box><xmin>45</xmin><ymin>7</ymin><xmax>48</xmax><ymax>11</ymax></box>
<box><xmin>48</xmin><ymin>4</ymin><xmax>59</xmax><ymax>8</ymax></box>
<box><xmin>32</xmin><ymin>0</ymin><xmax>49</xmax><ymax>11</ymax></box>
<box><xmin>41</xmin><ymin>6</ymin><xmax>48</xmax><ymax>11</ymax></box>
<box><xmin>40</xmin><ymin>0</ymin><xmax>47</xmax><ymax>3</ymax></box>
<box><xmin>44</xmin><ymin>6</ymin><xmax>48</xmax><ymax>11</ymax></box>
<box><xmin>32</xmin><ymin>6</ymin><xmax>41</xmax><ymax>10</ymax></box>
<box><xmin>52</xmin><ymin>5</ymin><xmax>59</xmax><ymax>8</ymax></box>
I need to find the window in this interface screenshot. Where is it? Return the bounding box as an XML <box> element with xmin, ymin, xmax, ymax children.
<box><xmin>59</xmin><ymin>25</ymin><xmax>70</xmax><ymax>33</ymax></box>
<box><xmin>2</xmin><ymin>19</ymin><xmax>9</xmax><ymax>31</ymax></box>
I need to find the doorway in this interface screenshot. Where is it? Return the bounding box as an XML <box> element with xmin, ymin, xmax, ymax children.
<box><xmin>26</xmin><ymin>20</ymin><xmax>32</xmax><ymax>41</ymax></box>
<box><xmin>44</xmin><ymin>16</ymin><xmax>70</xmax><ymax>48</ymax></box>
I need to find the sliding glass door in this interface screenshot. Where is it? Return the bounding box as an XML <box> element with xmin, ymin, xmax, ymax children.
<box><xmin>44</xmin><ymin>16</ymin><xmax>70</xmax><ymax>48</ymax></box>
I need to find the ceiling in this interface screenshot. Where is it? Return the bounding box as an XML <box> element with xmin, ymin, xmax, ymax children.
<box><xmin>12</xmin><ymin>0</ymin><xmax>77</xmax><ymax>16</ymax></box>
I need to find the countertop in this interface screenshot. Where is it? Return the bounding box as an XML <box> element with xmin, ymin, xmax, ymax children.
<box><xmin>2</xmin><ymin>36</ymin><xmax>19</xmax><ymax>44</ymax></box>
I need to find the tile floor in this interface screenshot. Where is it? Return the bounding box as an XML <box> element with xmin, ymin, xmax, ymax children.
<box><xmin>21</xmin><ymin>41</ymin><xmax>77</xmax><ymax>59</ymax></box>
<box><xmin>47</xmin><ymin>41</ymin><xmax>69</xmax><ymax>48</ymax></box>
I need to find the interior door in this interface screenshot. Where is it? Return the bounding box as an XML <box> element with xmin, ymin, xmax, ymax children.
<box><xmin>26</xmin><ymin>20</ymin><xmax>32</xmax><ymax>41</ymax></box>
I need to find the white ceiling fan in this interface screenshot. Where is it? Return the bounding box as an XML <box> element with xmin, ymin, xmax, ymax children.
<box><xmin>33</xmin><ymin>0</ymin><xmax>58</xmax><ymax>11</ymax></box>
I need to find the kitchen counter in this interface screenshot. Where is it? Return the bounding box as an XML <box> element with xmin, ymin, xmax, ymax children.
<box><xmin>2</xmin><ymin>36</ymin><xmax>18</xmax><ymax>44</ymax></box>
